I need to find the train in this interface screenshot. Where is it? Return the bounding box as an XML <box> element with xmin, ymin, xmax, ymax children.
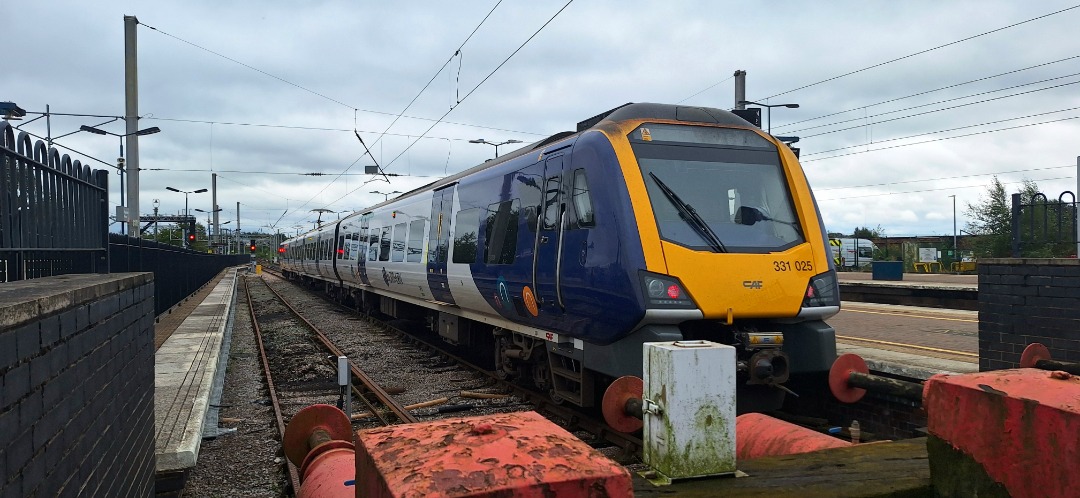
<box><xmin>279</xmin><ymin>102</ymin><xmax>839</xmax><ymax>415</ymax></box>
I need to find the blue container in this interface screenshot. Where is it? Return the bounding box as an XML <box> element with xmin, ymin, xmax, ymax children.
<box><xmin>872</xmin><ymin>261</ymin><xmax>904</xmax><ymax>281</ymax></box>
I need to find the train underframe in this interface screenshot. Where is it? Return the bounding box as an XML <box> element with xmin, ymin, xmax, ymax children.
<box><xmin>286</xmin><ymin>270</ymin><xmax>835</xmax><ymax>415</ymax></box>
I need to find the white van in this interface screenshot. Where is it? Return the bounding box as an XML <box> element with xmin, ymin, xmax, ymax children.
<box><xmin>829</xmin><ymin>238</ymin><xmax>876</xmax><ymax>268</ymax></box>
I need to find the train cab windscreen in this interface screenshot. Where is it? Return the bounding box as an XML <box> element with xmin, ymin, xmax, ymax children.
<box><xmin>630</xmin><ymin>124</ymin><xmax>804</xmax><ymax>253</ymax></box>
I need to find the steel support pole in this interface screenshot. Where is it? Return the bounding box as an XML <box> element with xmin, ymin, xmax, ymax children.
<box><xmin>212</xmin><ymin>173</ymin><xmax>219</xmax><ymax>252</ymax></box>
<box><xmin>734</xmin><ymin>70</ymin><xmax>746</xmax><ymax>110</ymax></box>
<box><xmin>124</xmin><ymin>15</ymin><xmax>141</xmax><ymax>238</ymax></box>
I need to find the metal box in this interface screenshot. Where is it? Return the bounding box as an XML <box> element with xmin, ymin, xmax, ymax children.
<box><xmin>643</xmin><ymin>340</ymin><xmax>737</xmax><ymax>480</ymax></box>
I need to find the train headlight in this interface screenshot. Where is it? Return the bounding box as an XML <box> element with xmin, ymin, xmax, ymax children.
<box><xmin>802</xmin><ymin>270</ymin><xmax>839</xmax><ymax>308</ymax></box>
<box><xmin>640</xmin><ymin>271</ymin><xmax>695</xmax><ymax>308</ymax></box>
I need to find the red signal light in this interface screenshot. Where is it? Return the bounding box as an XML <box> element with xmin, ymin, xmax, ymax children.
<box><xmin>187</xmin><ymin>233</ymin><xmax>196</xmax><ymax>241</ymax></box>
<box><xmin>666</xmin><ymin>284</ymin><xmax>680</xmax><ymax>299</ymax></box>
<box><xmin>278</xmin><ymin>247</ymin><xmax>285</xmax><ymax>253</ymax></box>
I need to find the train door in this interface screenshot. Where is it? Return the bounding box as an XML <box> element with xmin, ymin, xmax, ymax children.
<box><xmin>358</xmin><ymin>213</ymin><xmax>372</xmax><ymax>285</ymax></box>
<box><xmin>426</xmin><ymin>185</ymin><xmax>456</xmax><ymax>304</ymax></box>
<box><xmin>532</xmin><ymin>153</ymin><xmax>569</xmax><ymax>315</ymax></box>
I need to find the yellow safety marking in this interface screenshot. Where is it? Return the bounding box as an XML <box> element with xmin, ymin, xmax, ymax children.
<box><xmin>841</xmin><ymin>308</ymin><xmax>978</xmax><ymax>323</ymax></box>
<box><xmin>836</xmin><ymin>334</ymin><xmax>978</xmax><ymax>358</ymax></box>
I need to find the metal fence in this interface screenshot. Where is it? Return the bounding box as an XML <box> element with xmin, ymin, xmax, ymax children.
<box><xmin>0</xmin><ymin>120</ymin><xmax>109</xmax><ymax>281</ymax></box>
<box><xmin>1011</xmin><ymin>191</ymin><xmax>1078</xmax><ymax>258</ymax></box>
<box><xmin>109</xmin><ymin>234</ymin><xmax>249</xmax><ymax>315</ymax></box>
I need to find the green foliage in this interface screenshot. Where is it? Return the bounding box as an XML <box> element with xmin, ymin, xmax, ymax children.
<box><xmin>852</xmin><ymin>224</ymin><xmax>885</xmax><ymax>239</ymax></box>
<box><xmin>964</xmin><ymin>176</ymin><xmax>1076</xmax><ymax>258</ymax></box>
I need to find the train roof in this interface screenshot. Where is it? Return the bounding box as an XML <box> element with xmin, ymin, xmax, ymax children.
<box><xmin>276</xmin><ymin>102</ymin><xmax>762</xmax><ymax>244</ymax></box>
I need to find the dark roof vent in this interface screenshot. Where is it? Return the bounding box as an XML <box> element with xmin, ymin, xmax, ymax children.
<box><xmin>576</xmin><ymin>103</ymin><xmax>633</xmax><ymax>132</ymax></box>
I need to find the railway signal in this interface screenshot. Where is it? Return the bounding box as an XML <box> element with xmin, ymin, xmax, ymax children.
<box><xmin>250</xmin><ymin>239</ymin><xmax>257</xmax><ymax>253</ymax></box>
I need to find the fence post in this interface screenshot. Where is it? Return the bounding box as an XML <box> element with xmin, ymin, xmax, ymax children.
<box><xmin>96</xmin><ymin>170</ymin><xmax>110</xmax><ymax>273</ymax></box>
<box><xmin>1010</xmin><ymin>193</ymin><xmax>1022</xmax><ymax>257</ymax></box>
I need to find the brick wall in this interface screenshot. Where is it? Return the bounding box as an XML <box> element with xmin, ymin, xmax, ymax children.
<box><xmin>978</xmin><ymin>258</ymin><xmax>1080</xmax><ymax>371</ymax></box>
<box><xmin>0</xmin><ymin>273</ymin><xmax>156</xmax><ymax>497</ymax></box>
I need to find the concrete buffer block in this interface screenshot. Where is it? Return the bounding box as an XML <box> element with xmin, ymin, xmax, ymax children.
<box><xmin>355</xmin><ymin>411</ymin><xmax>632</xmax><ymax>497</ymax></box>
<box><xmin>924</xmin><ymin>368</ymin><xmax>1080</xmax><ymax>498</ymax></box>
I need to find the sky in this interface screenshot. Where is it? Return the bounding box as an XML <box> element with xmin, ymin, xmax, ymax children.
<box><xmin>5</xmin><ymin>1</ymin><xmax>1080</xmax><ymax>239</ymax></box>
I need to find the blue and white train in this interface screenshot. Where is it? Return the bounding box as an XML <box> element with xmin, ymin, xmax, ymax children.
<box><xmin>280</xmin><ymin>103</ymin><xmax>839</xmax><ymax>415</ymax></box>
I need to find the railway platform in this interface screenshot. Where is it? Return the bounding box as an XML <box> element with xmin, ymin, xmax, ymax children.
<box><xmin>837</xmin><ymin>271</ymin><xmax>977</xmax><ymax>310</ymax></box>
<box><xmin>153</xmin><ymin>266</ymin><xmax>242</xmax><ymax>493</ymax></box>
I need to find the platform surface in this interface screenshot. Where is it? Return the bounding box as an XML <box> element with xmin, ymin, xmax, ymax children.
<box><xmin>154</xmin><ymin>268</ymin><xmax>238</xmax><ymax>472</ymax></box>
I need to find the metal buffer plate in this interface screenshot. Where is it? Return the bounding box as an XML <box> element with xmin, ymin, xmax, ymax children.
<box><xmin>1021</xmin><ymin>342</ymin><xmax>1052</xmax><ymax>369</ymax></box>
<box><xmin>283</xmin><ymin>404</ymin><xmax>353</xmax><ymax>467</ymax></box>
<box><xmin>829</xmin><ymin>353</ymin><xmax>869</xmax><ymax>404</ymax></box>
<box><xmin>602</xmin><ymin>376</ymin><xmax>643</xmax><ymax>433</ymax></box>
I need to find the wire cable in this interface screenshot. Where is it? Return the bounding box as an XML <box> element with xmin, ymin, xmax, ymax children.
<box><xmin>323</xmin><ymin>0</ymin><xmax>575</xmax><ymax>210</ymax></box>
<box><xmin>757</xmin><ymin>4</ymin><xmax>1080</xmax><ymax>101</ymax></box>
<box><xmin>801</xmin><ymin>114</ymin><xmax>1080</xmax><ymax>162</ymax></box>
<box><xmin>802</xmin><ymin>105</ymin><xmax>1080</xmax><ymax>157</ymax></box>
<box><xmin>800</xmin><ymin>78</ymin><xmax>1080</xmax><ymax>139</ymax></box>
<box><xmin>775</xmin><ymin>54</ymin><xmax>1080</xmax><ymax>130</ymax></box>
<box><xmin>815</xmin><ymin>164</ymin><xmax>1076</xmax><ymax>192</ymax></box>
<box><xmin>815</xmin><ymin>176</ymin><xmax>1074</xmax><ymax>202</ymax></box>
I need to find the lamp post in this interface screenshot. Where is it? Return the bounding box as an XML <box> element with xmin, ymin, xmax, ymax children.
<box><xmin>371</xmin><ymin>190</ymin><xmax>401</xmax><ymax>201</ymax></box>
<box><xmin>78</xmin><ymin>124</ymin><xmax>161</xmax><ymax>235</ymax></box>
<box><xmin>949</xmin><ymin>194</ymin><xmax>957</xmax><ymax>272</ymax></box>
<box><xmin>469</xmin><ymin>138</ymin><xmax>522</xmax><ymax>158</ymax></box>
<box><xmin>736</xmin><ymin>101</ymin><xmax>799</xmax><ymax>135</ymax></box>
<box><xmin>196</xmin><ymin>208</ymin><xmax>225</xmax><ymax>252</ymax></box>
<box><xmin>166</xmin><ymin>186</ymin><xmax>207</xmax><ymax>248</ymax></box>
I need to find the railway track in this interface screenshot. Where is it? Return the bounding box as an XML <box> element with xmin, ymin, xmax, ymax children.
<box><xmin>255</xmin><ymin>268</ymin><xmax>643</xmax><ymax>460</ymax></box>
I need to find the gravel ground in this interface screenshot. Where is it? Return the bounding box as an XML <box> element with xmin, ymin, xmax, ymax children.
<box><xmin>184</xmin><ymin>276</ymin><xmax>286</xmax><ymax>498</ymax></box>
<box><xmin>185</xmin><ymin>272</ymin><xmax>628</xmax><ymax>496</ymax></box>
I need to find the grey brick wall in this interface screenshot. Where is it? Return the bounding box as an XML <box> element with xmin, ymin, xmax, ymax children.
<box><xmin>0</xmin><ymin>273</ymin><xmax>155</xmax><ymax>497</ymax></box>
<box><xmin>979</xmin><ymin>258</ymin><xmax>1080</xmax><ymax>371</ymax></box>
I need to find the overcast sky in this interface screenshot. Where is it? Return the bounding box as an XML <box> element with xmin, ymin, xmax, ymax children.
<box><xmin>5</xmin><ymin>1</ymin><xmax>1080</xmax><ymax>238</ymax></box>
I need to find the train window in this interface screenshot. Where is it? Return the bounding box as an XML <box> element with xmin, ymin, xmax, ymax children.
<box><xmin>391</xmin><ymin>223</ymin><xmax>406</xmax><ymax>262</ymax></box>
<box><xmin>452</xmin><ymin>208</ymin><xmax>480</xmax><ymax>264</ymax></box>
<box><xmin>484</xmin><ymin>199</ymin><xmax>520</xmax><ymax>264</ymax></box>
<box><xmin>570</xmin><ymin>169</ymin><xmax>595</xmax><ymax>228</ymax></box>
<box><xmin>542</xmin><ymin>175</ymin><xmax>561</xmax><ymax>230</ymax></box>
<box><xmin>338</xmin><ymin>236</ymin><xmax>345</xmax><ymax>259</ymax></box>
<box><xmin>407</xmin><ymin>220</ymin><xmax>425</xmax><ymax>263</ymax></box>
<box><xmin>358</xmin><ymin>228</ymin><xmax>368</xmax><ymax>260</ymax></box>
<box><xmin>379</xmin><ymin>227</ymin><xmax>392</xmax><ymax>261</ymax></box>
<box><xmin>368</xmin><ymin>229</ymin><xmax>380</xmax><ymax>261</ymax></box>
<box><xmin>516</xmin><ymin>172</ymin><xmax>542</xmax><ymax>232</ymax></box>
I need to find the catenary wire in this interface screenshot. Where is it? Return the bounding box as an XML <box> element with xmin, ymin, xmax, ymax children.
<box><xmin>775</xmin><ymin>54</ymin><xmax>1080</xmax><ymax>130</ymax></box>
<box><xmin>322</xmin><ymin>0</ymin><xmax>576</xmax><ymax>210</ymax></box>
<box><xmin>755</xmin><ymin>4</ymin><xmax>1080</xmax><ymax>101</ymax></box>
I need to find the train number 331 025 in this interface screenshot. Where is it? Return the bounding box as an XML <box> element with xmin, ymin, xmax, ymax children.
<box><xmin>774</xmin><ymin>260</ymin><xmax>813</xmax><ymax>272</ymax></box>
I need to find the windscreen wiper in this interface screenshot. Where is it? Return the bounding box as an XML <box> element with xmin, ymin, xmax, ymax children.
<box><xmin>649</xmin><ymin>172</ymin><xmax>727</xmax><ymax>253</ymax></box>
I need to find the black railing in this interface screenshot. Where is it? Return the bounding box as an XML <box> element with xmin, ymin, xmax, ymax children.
<box><xmin>1011</xmin><ymin>192</ymin><xmax>1078</xmax><ymax>258</ymax></box>
<box><xmin>0</xmin><ymin>121</ymin><xmax>109</xmax><ymax>281</ymax></box>
<box><xmin>109</xmin><ymin>234</ymin><xmax>249</xmax><ymax>316</ymax></box>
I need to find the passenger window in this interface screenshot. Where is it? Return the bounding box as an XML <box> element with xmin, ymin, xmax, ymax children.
<box><xmin>517</xmin><ymin>172</ymin><xmax>542</xmax><ymax>232</ymax></box>
<box><xmin>407</xmin><ymin>220</ymin><xmax>425</xmax><ymax>263</ymax></box>
<box><xmin>358</xmin><ymin>228</ymin><xmax>368</xmax><ymax>260</ymax></box>
<box><xmin>391</xmin><ymin>223</ymin><xmax>406</xmax><ymax>262</ymax></box>
<box><xmin>571</xmin><ymin>169</ymin><xmax>594</xmax><ymax>228</ymax></box>
<box><xmin>379</xmin><ymin>227</ymin><xmax>392</xmax><ymax>261</ymax></box>
<box><xmin>452</xmin><ymin>208</ymin><xmax>480</xmax><ymax>264</ymax></box>
<box><xmin>484</xmin><ymin>199</ymin><xmax>520</xmax><ymax>264</ymax></box>
<box><xmin>542</xmin><ymin>175</ymin><xmax>561</xmax><ymax>230</ymax></box>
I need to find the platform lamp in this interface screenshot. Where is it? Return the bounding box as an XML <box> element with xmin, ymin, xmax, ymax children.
<box><xmin>81</xmin><ymin>124</ymin><xmax>161</xmax><ymax>234</ymax></box>
<box><xmin>469</xmin><ymin>138</ymin><xmax>522</xmax><ymax>159</ymax></box>
<box><xmin>736</xmin><ymin>101</ymin><xmax>799</xmax><ymax>135</ymax></box>
<box><xmin>166</xmin><ymin>187</ymin><xmax>207</xmax><ymax>248</ymax></box>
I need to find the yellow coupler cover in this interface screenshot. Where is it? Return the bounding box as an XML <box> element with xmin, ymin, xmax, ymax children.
<box><xmin>355</xmin><ymin>411</ymin><xmax>633</xmax><ymax>497</ymax></box>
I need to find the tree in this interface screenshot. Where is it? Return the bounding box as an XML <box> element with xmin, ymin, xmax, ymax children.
<box><xmin>964</xmin><ymin>176</ymin><xmax>1041</xmax><ymax>258</ymax></box>
<box><xmin>852</xmin><ymin>225</ymin><xmax>885</xmax><ymax>239</ymax></box>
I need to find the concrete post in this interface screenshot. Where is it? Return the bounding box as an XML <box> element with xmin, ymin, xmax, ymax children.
<box><xmin>124</xmin><ymin>15</ymin><xmax>141</xmax><ymax>238</ymax></box>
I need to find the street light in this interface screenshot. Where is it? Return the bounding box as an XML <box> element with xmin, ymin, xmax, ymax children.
<box><xmin>949</xmin><ymin>195</ymin><xmax>957</xmax><ymax>272</ymax></box>
<box><xmin>371</xmin><ymin>190</ymin><xmax>401</xmax><ymax>201</ymax></box>
<box><xmin>469</xmin><ymin>138</ymin><xmax>522</xmax><ymax>158</ymax></box>
<box><xmin>736</xmin><ymin>101</ymin><xmax>799</xmax><ymax>135</ymax></box>
<box><xmin>78</xmin><ymin>124</ymin><xmax>161</xmax><ymax>235</ymax></box>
